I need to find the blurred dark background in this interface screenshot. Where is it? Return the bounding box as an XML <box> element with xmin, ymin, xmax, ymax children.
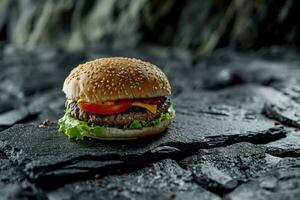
<box><xmin>1</xmin><ymin>0</ymin><xmax>299</xmax><ymax>55</ymax></box>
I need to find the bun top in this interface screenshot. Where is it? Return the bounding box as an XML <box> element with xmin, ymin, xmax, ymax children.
<box><xmin>63</xmin><ymin>57</ymin><xmax>171</xmax><ymax>102</ymax></box>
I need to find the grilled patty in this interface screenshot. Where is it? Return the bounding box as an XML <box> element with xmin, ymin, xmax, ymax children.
<box><xmin>66</xmin><ymin>98</ymin><xmax>171</xmax><ymax>127</ymax></box>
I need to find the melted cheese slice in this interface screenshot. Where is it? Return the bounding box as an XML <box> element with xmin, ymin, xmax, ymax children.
<box><xmin>132</xmin><ymin>102</ymin><xmax>157</xmax><ymax>114</ymax></box>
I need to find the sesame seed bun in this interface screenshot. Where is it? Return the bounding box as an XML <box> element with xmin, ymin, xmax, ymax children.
<box><xmin>85</xmin><ymin>110</ymin><xmax>175</xmax><ymax>140</ymax></box>
<box><xmin>63</xmin><ymin>57</ymin><xmax>171</xmax><ymax>102</ymax></box>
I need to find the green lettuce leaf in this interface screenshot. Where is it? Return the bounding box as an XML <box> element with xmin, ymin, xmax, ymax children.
<box><xmin>58</xmin><ymin>113</ymin><xmax>106</xmax><ymax>140</ymax></box>
<box><xmin>124</xmin><ymin>107</ymin><xmax>173</xmax><ymax>129</ymax></box>
<box><xmin>125</xmin><ymin>120</ymin><xmax>146</xmax><ymax>129</ymax></box>
<box><xmin>152</xmin><ymin>112</ymin><xmax>170</xmax><ymax>126</ymax></box>
<box><xmin>58</xmin><ymin>105</ymin><xmax>174</xmax><ymax>140</ymax></box>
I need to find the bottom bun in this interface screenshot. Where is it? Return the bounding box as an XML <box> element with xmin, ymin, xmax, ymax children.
<box><xmin>85</xmin><ymin>111</ymin><xmax>175</xmax><ymax>140</ymax></box>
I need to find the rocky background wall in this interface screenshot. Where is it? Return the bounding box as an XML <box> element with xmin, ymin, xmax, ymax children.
<box><xmin>0</xmin><ymin>0</ymin><xmax>300</xmax><ymax>54</ymax></box>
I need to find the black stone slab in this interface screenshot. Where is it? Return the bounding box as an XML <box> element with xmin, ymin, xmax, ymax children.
<box><xmin>0</xmin><ymin>82</ymin><xmax>289</xmax><ymax>187</ymax></box>
<box><xmin>0</xmin><ymin>109</ymin><xmax>286</xmax><ymax>186</ymax></box>
<box><xmin>178</xmin><ymin>142</ymin><xmax>281</xmax><ymax>195</ymax></box>
<box><xmin>225</xmin><ymin>158</ymin><xmax>300</xmax><ymax>200</ymax></box>
<box><xmin>47</xmin><ymin>159</ymin><xmax>221</xmax><ymax>200</ymax></box>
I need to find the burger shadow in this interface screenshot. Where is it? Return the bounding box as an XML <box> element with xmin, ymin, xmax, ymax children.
<box><xmin>73</xmin><ymin>132</ymin><xmax>167</xmax><ymax>150</ymax></box>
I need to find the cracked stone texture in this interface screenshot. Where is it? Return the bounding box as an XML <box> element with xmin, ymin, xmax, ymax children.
<box><xmin>1</xmin><ymin>45</ymin><xmax>300</xmax><ymax>199</ymax></box>
<box><xmin>178</xmin><ymin>143</ymin><xmax>281</xmax><ymax>195</ymax></box>
<box><xmin>47</xmin><ymin>159</ymin><xmax>221</xmax><ymax>200</ymax></box>
<box><xmin>225</xmin><ymin>158</ymin><xmax>300</xmax><ymax>200</ymax></box>
<box><xmin>266</xmin><ymin>130</ymin><xmax>300</xmax><ymax>157</ymax></box>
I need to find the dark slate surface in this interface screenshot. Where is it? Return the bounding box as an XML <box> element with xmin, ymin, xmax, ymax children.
<box><xmin>0</xmin><ymin>110</ymin><xmax>285</xmax><ymax>185</ymax></box>
<box><xmin>1</xmin><ymin>45</ymin><xmax>300</xmax><ymax>199</ymax></box>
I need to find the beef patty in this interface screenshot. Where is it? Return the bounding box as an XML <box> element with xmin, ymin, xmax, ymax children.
<box><xmin>66</xmin><ymin>98</ymin><xmax>171</xmax><ymax>127</ymax></box>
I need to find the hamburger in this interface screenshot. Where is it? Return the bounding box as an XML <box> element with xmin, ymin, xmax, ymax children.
<box><xmin>58</xmin><ymin>57</ymin><xmax>175</xmax><ymax>140</ymax></box>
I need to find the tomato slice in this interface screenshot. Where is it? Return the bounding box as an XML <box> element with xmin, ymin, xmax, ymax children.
<box><xmin>78</xmin><ymin>97</ymin><xmax>165</xmax><ymax>115</ymax></box>
<box><xmin>79</xmin><ymin>100</ymin><xmax>132</xmax><ymax>115</ymax></box>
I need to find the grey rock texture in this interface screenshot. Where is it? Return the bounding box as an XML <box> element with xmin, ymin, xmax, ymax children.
<box><xmin>47</xmin><ymin>159</ymin><xmax>221</xmax><ymax>200</ymax></box>
<box><xmin>178</xmin><ymin>143</ymin><xmax>281</xmax><ymax>195</ymax></box>
<box><xmin>0</xmin><ymin>182</ymin><xmax>48</xmax><ymax>200</ymax></box>
<box><xmin>225</xmin><ymin>158</ymin><xmax>300</xmax><ymax>200</ymax></box>
<box><xmin>1</xmin><ymin>45</ymin><xmax>300</xmax><ymax>199</ymax></box>
<box><xmin>266</xmin><ymin>130</ymin><xmax>300</xmax><ymax>157</ymax></box>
